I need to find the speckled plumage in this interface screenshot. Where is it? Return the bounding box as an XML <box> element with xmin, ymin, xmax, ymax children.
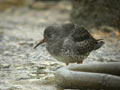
<box><xmin>35</xmin><ymin>23</ymin><xmax>104</xmax><ymax>65</ymax></box>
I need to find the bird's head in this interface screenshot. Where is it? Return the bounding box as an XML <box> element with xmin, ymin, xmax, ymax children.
<box><xmin>34</xmin><ymin>26</ymin><xmax>58</xmax><ymax>49</ymax></box>
<box><xmin>34</xmin><ymin>23</ymin><xmax>75</xmax><ymax>49</ymax></box>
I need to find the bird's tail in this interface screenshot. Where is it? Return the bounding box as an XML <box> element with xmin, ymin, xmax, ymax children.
<box><xmin>94</xmin><ymin>39</ymin><xmax>104</xmax><ymax>50</ymax></box>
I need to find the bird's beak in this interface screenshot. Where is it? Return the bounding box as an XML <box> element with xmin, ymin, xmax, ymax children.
<box><xmin>34</xmin><ymin>38</ymin><xmax>45</xmax><ymax>49</ymax></box>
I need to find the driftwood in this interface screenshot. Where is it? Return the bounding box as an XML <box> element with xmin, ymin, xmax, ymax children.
<box><xmin>55</xmin><ymin>62</ymin><xmax>120</xmax><ymax>89</ymax></box>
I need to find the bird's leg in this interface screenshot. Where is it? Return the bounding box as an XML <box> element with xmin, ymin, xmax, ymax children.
<box><xmin>66</xmin><ymin>63</ymin><xmax>69</xmax><ymax>65</ymax></box>
<box><xmin>77</xmin><ymin>62</ymin><xmax>82</xmax><ymax>64</ymax></box>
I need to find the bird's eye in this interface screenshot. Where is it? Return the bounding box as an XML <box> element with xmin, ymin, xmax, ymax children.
<box><xmin>44</xmin><ymin>26</ymin><xmax>55</xmax><ymax>39</ymax></box>
<box><xmin>47</xmin><ymin>33</ymin><xmax>54</xmax><ymax>38</ymax></box>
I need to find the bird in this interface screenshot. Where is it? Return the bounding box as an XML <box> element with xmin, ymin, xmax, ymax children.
<box><xmin>34</xmin><ymin>23</ymin><xmax>104</xmax><ymax>65</ymax></box>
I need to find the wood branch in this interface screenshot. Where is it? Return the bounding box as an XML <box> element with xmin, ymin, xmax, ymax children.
<box><xmin>55</xmin><ymin>62</ymin><xmax>120</xmax><ymax>89</ymax></box>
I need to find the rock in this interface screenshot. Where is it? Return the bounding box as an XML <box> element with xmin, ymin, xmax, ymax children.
<box><xmin>2</xmin><ymin>64</ymin><xmax>11</xmax><ymax>69</ymax></box>
<box><xmin>71</xmin><ymin>0</ymin><xmax>120</xmax><ymax>30</ymax></box>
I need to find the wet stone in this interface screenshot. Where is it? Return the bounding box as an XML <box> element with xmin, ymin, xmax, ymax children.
<box><xmin>1</xmin><ymin>64</ymin><xmax>11</xmax><ymax>69</ymax></box>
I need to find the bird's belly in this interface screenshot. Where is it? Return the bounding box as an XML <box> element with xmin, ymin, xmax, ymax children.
<box><xmin>46</xmin><ymin>44</ymin><xmax>89</xmax><ymax>64</ymax></box>
<box><xmin>52</xmin><ymin>53</ymin><xmax>89</xmax><ymax>64</ymax></box>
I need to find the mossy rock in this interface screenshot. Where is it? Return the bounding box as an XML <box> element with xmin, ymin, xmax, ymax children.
<box><xmin>70</xmin><ymin>0</ymin><xmax>120</xmax><ymax>30</ymax></box>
